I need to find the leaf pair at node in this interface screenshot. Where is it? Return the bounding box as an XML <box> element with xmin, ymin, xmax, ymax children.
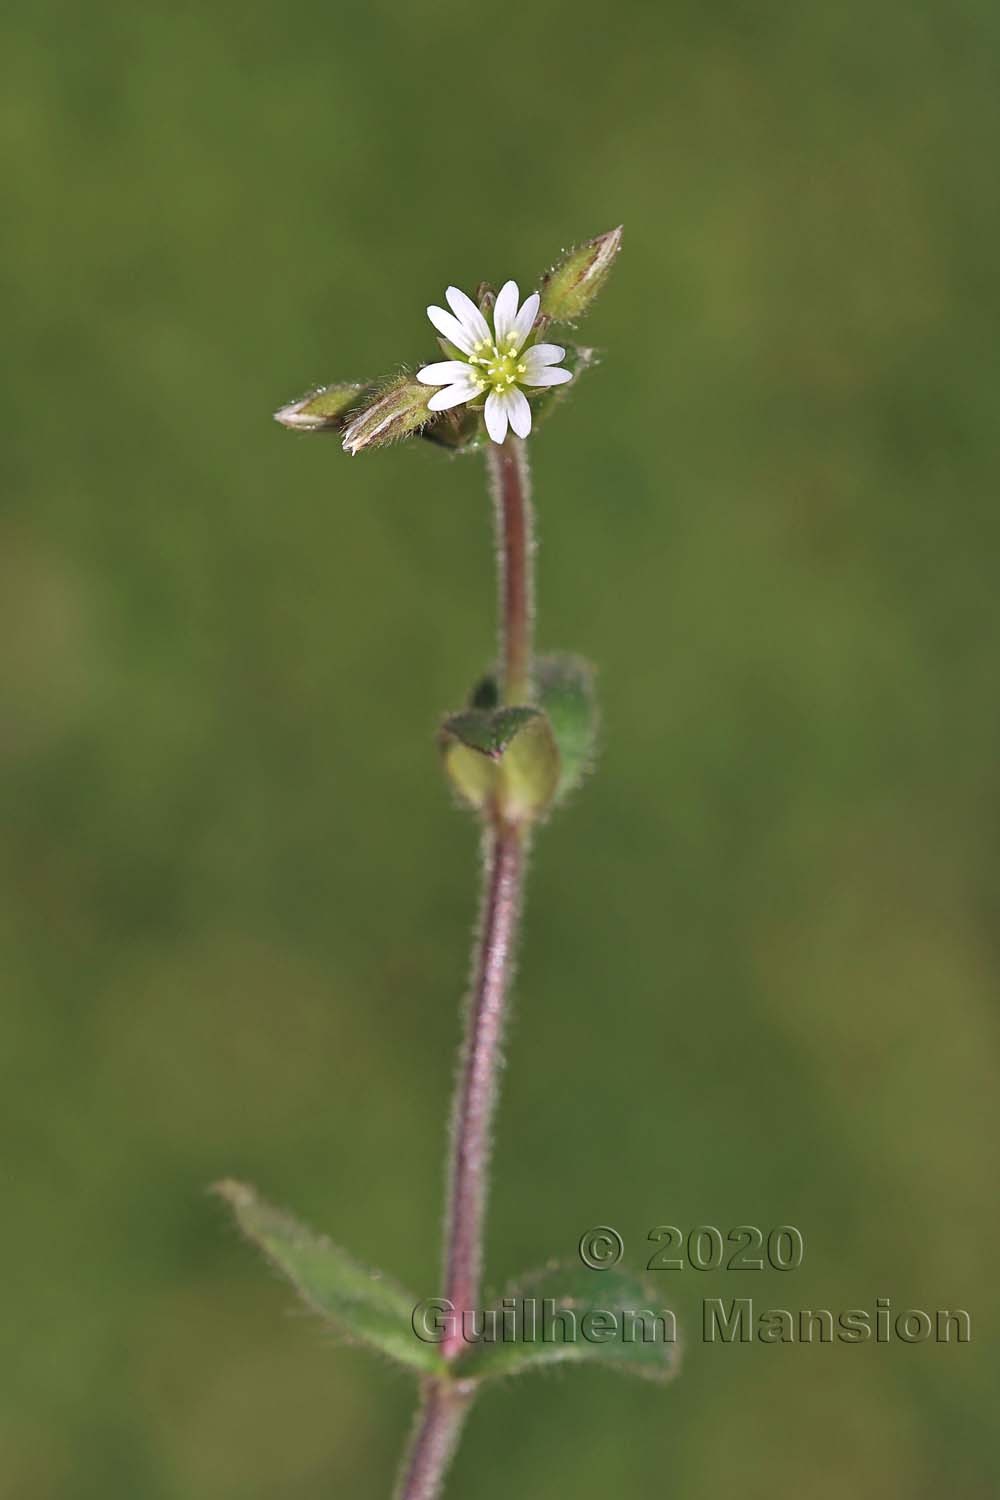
<box><xmin>440</xmin><ymin>654</ymin><xmax>598</xmax><ymax>824</ymax></box>
<box><xmin>214</xmin><ymin>1181</ymin><xmax>679</xmax><ymax>1388</ymax></box>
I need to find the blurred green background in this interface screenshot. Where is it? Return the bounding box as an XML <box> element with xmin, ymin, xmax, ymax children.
<box><xmin>3</xmin><ymin>1</ymin><xmax>998</xmax><ymax>1496</ymax></box>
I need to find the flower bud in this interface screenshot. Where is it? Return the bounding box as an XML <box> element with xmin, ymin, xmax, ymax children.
<box><xmin>539</xmin><ymin>226</ymin><xmax>622</xmax><ymax>324</ymax></box>
<box><xmin>474</xmin><ymin>282</ymin><xmax>497</xmax><ymax>319</ymax></box>
<box><xmin>341</xmin><ymin>376</ymin><xmax>432</xmax><ymax>456</ymax></box>
<box><xmin>274</xmin><ymin>382</ymin><xmax>370</xmax><ymax>432</ymax></box>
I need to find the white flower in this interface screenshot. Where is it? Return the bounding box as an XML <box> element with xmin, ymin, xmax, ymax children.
<box><xmin>417</xmin><ymin>281</ymin><xmax>572</xmax><ymax>444</ymax></box>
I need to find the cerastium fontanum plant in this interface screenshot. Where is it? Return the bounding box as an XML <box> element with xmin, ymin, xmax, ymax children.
<box><xmin>214</xmin><ymin>226</ymin><xmax>678</xmax><ymax>1500</ymax></box>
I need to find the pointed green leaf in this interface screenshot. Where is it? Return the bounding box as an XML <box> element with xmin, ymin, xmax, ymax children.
<box><xmin>456</xmin><ymin>1263</ymin><xmax>680</xmax><ymax>1383</ymax></box>
<box><xmin>213</xmin><ymin>1180</ymin><xmax>445</xmax><ymax>1375</ymax></box>
<box><xmin>442</xmin><ymin>706</ymin><xmax>540</xmax><ymax>759</ymax></box>
<box><xmin>440</xmin><ymin>705</ymin><xmax>561</xmax><ymax>822</ymax></box>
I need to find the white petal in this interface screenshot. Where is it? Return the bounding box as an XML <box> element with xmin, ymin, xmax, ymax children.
<box><xmin>510</xmin><ymin>291</ymin><xmax>541</xmax><ymax>352</ymax></box>
<box><xmin>505</xmin><ymin>387</ymin><xmax>532</xmax><ymax>439</ymax></box>
<box><xmin>484</xmin><ymin>391</ymin><xmax>509</xmax><ymax>444</ymax></box>
<box><xmin>520</xmin><ymin>343</ymin><xmax>566</xmax><ymax>374</ymax></box>
<box><xmin>523</xmin><ymin>366</ymin><xmax>573</xmax><ymax>388</ymax></box>
<box><xmin>427</xmin><ymin>305</ymin><xmax>475</xmax><ymax>354</ymax></box>
<box><xmin>417</xmin><ymin>360</ymin><xmax>473</xmax><ymax>386</ymax></box>
<box><xmin>493</xmin><ymin>280</ymin><xmax>520</xmax><ymax>344</ymax></box>
<box><xmin>427</xmin><ymin>380</ymin><xmax>479</xmax><ymax>411</ymax></box>
<box><xmin>445</xmin><ymin>286</ymin><xmax>491</xmax><ymax>346</ymax></box>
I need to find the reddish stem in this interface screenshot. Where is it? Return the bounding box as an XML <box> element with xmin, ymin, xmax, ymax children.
<box><xmin>393</xmin><ymin>1379</ymin><xmax>476</xmax><ymax>1500</ymax></box>
<box><xmin>395</xmin><ymin>438</ymin><xmax>534</xmax><ymax>1500</ymax></box>
<box><xmin>441</xmin><ymin>819</ymin><xmax>524</xmax><ymax>1361</ymax></box>
<box><xmin>488</xmin><ymin>437</ymin><xmax>533</xmax><ymax>703</ymax></box>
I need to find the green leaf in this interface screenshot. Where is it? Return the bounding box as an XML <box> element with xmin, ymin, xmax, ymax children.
<box><xmin>440</xmin><ymin>706</ymin><xmax>561</xmax><ymax>822</ymax></box>
<box><xmin>456</xmin><ymin>1263</ymin><xmax>681</xmax><ymax>1383</ymax></box>
<box><xmin>213</xmin><ymin>1180</ymin><xmax>445</xmax><ymax>1375</ymax></box>
<box><xmin>535</xmin><ymin>654</ymin><xmax>599</xmax><ymax>802</ymax></box>
<box><xmin>442</xmin><ymin>706</ymin><xmax>540</xmax><ymax>759</ymax></box>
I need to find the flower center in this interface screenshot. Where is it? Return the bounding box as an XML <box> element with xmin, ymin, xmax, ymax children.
<box><xmin>469</xmin><ymin>337</ymin><xmax>527</xmax><ymax>394</ymax></box>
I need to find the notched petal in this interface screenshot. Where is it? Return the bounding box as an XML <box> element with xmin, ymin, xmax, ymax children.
<box><xmin>484</xmin><ymin>391</ymin><xmax>509</xmax><ymax>444</ymax></box>
<box><xmin>493</xmin><ymin>280</ymin><xmax>520</xmax><ymax>343</ymax></box>
<box><xmin>525</xmin><ymin>367</ymin><xmax>573</xmax><ymax>388</ymax></box>
<box><xmin>417</xmin><ymin>361</ymin><xmax>473</xmax><ymax>386</ymax></box>
<box><xmin>427</xmin><ymin>305</ymin><xmax>475</xmax><ymax>354</ymax></box>
<box><xmin>522</xmin><ymin>343</ymin><xmax>566</xmax><ymax>370</ymax></box>
<box><xmin>507</xmin><ymin>387</ymin><xmax>532</xmax><ymax>439</ymax></box>
<box><xmin>511</xmin><ymin>292</ymin><xmax>541</xmax><ymax>350</ymax></box>
<box><xmin>427</xmin><ymin>381</ymin><xmax>479</xmax><ymax>412</ymax></box>
<box><xmin>445</xmin><ymin>286</ymin><xmax>491</xmax><ymax>345</ymax></box>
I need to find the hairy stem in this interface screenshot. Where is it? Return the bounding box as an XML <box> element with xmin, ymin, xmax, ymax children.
<box><xmin>394</xmin><ymin>440</ymin><xmax>535</xmax><ymax>1500</ymax></box>
<box><xmin>443</xmin><ymin>438</ymin><xmax>534</xmax><ymax>1353</ymax></box>
<box><xmin>442</xmin><ymin>817</ymin><xmax>525</xmax><ymax>1360</ymax></box>
<box><xmin>392</xmin><ymin>1379</ymin><xmax>476</xmax><ymax>1500</ymax></box>
<box><xmin>487</xmin><ymin>436</ymin><xmax>534</xmax><ymax>704</ymax></box>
